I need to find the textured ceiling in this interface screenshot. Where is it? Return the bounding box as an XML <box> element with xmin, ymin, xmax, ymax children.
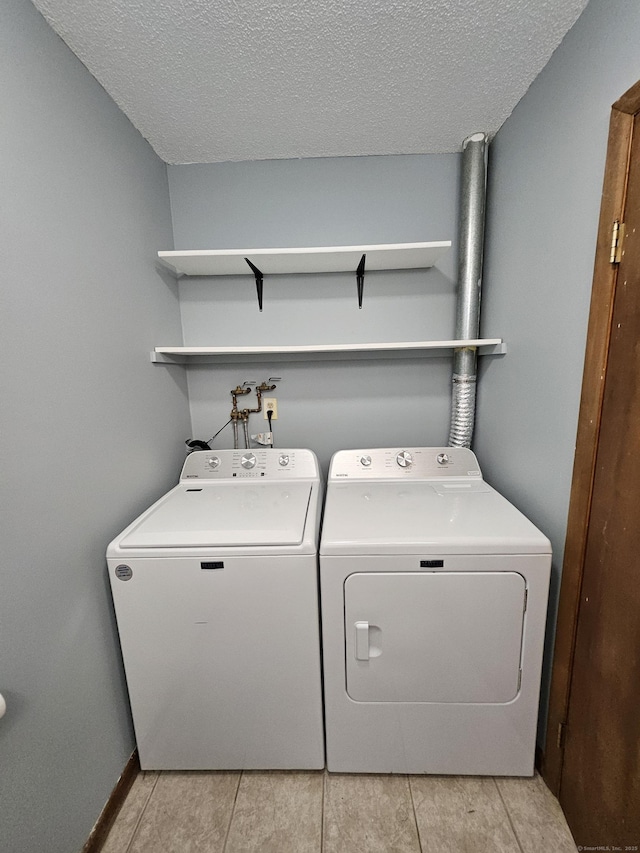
<box><xmin>31</xmin><ymin>0</ymin><xmax>589</xmax><ymax>164</ymax></box>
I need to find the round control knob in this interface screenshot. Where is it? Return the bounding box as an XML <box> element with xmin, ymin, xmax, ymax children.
<box><xmin>437</xmin><ymin>453</ymin><xmax>450</xmax><ymax>466</ymax></box>
<box><xmin>360</xmin><ymin>455</ymin><xmax>372</xmax><ymax>467</ymax></box>
<box><xmin>241</xmin><ymin>453</ymin><xmax>257</xmax><ymax>469</ymax></box>
<box><xmin>396</xmin><ymin>451</ymin><xmax>413</xmax><ymax>468</ymax></box>
<box><xmin>279</xmin><ymin>454</ymin><xmax>290</xmax><ymax>467</ymax></box>
<box><xmin>207</xmin><ymin>456</ymin><xmax>221</xmax><ymax>469</ymax></box>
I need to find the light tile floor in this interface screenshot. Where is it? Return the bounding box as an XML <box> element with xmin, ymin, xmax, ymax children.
<box><xmin>103</xmin><ymin>770</ymin><xmax>577</xmax><ymax>853</ymax></box>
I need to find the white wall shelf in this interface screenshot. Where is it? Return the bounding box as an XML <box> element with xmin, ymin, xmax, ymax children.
<box><xmin>151</xmin><ymin>339</ymin><xmax>506</xmax><ymax>365</ymax></box>
<box><xmin>153</xmin><ymin>242</ymin><xmax>506</xmax><ymax>365</ymax></box>
<box><xmin>158</xmin><ymin>241</ymin><xmax>451</xmax><ymax>278</ymax></box>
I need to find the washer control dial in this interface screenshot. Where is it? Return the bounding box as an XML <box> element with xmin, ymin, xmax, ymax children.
<box><xmin>240</xmin><ymin>452</ymin><xmax>257</xmax><ymax>469</ymax></box>
<box><xmin>206</xmin><ymin>456</ymin><xmax>221</xmax><ymax>469</ymax></box>
<box><xmin>359</xmin><ymin>455</ymin><xmax>372</xmax><ymax>468</ymax></box>
<box><xmin>279</xmin><ymin>454</ymin><xmax>290</xmax><ymax>467</ymax></box>
<box><xmin>437</xmin><ymin>453</ymin><xmax>450</xmax><ymax>466</ymax></box>
<box><xmin>396</xmin><ymin>451</ymin><xmax>413</xmax><ymax>468</ymax></box>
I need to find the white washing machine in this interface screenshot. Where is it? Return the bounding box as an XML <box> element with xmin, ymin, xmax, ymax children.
<box><xmin>320</xmin><ymin>447</ymin><xmax>551</xmax><ymax>776</ymax></box>
<box><xmin>107</xmin><ymin>448</ymin><xmax>324</xmax><ymax>771</ymax></box>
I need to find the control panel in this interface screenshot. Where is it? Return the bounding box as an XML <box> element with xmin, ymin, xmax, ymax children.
<box><xmin>180</xmin><ymin>448</ymin><xmax>319</xmax><ymax>481</ymax></box>
<box><xmin>329</xmin><ymin>447</ymin><xmax>482</xmax><ymax>480</ymax></box>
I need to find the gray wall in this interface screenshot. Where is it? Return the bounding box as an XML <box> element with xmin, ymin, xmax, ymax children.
<box><xmin>0</xmin><ymin>2</ymin><xmax>189</xmax><ymax>851</ymax></box>
<box><xmin>474</xmin><ymin>0</ymin><xmax>640</xmax><ymax>740</ymax></box>
<box><xmin>168</xmin><ymin>155</ymin><xmax>460</xmax><ymax>472</ymax></box>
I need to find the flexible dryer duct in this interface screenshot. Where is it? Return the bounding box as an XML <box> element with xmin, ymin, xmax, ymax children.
<box><xmin>448</xmin><ymin>133</ymin><xmax>488</xmax><ymax>448</ymax></box>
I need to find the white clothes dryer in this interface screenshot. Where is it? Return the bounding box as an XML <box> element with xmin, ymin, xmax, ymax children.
<box><xmin>107</xmin><ymin>448</ymin><xmax>324</xmax><ymax>771</ymax></box>
<box><xmin>319</xmin><ymin>447</ymin><xmax>551</xmax><ymax>776</ymax></box>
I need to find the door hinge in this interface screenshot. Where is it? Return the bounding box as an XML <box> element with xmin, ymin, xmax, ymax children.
<box><xmin>610</xmin><ymin>220</ymin><xmax>626</xmax><ymax>263</ymax></box>
<box><xmin>523</xmin><ymin>588</ymin><xmax>528</xmax><ymax>613</ymax></box>
<box><xmin>557</xmin><ymin>721</ymin><xmax>567</xmax><ymax>750</ymax></box>
<box><xmin>517</xmin><ymin>668</ymin><xmax>522</xmax><ymax>691</ymax></box>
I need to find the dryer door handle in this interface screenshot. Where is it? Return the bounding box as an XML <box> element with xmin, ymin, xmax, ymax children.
<box><xmin>355</xmin><ymin>621</ymin><xmax>370</xmax><ymax>660</ymax></box>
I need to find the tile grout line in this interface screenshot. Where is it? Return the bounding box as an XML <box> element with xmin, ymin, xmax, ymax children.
<box><xmin>493</xmin><ymin>777</ymin><xmax>526</xmax><ymax>853</ymax></box>
<box><xmin>407</xmin><ymin>776</ymin><xmax>424</xmax><ymax>853</ymax></box>
<box><xmin>124</xmin><ymin>770</ymin><xmax>162</xmax><ymax>853</ymax></box>
<box><xmin>222</xmin><ymin>771</ymin><xmax>243</xmax><ymax>853</ymax></box>
<box><xmin>320</xmin><ymin>771</ymin><xmax>325</xmax><ymax>853</ymax></box>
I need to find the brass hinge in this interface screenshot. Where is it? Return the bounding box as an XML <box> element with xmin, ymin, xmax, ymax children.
<box><xmin>557</xmin><ymin>721</ymin><xmax>567</xmax><ymax>750</ymax></box>
<box><xmin>610</xmin><ymin>220</ymin><xmax>626</xmax><ymax>263</ymax></box>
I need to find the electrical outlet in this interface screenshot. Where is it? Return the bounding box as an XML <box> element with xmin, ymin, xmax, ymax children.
<box><xmin>263</xmin><ymin>398</ymin><xmax>278</xmax><ymax>420</ymax></box>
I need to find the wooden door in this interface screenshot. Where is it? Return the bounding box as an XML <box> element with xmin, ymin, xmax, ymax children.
<box><xmin>550</xmin><ymin>106</ymin><xmax>640</xmax><ymax>846</ymax></box>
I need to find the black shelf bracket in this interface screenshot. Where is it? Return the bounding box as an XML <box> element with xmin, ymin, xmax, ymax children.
<box><xmin>244</xmin><ymin>258</ymin><xmax>264</xmax><ymax>311</ymax></box>
<box><xmin>356</xmin><ymin>253</ymin><xmax>366</xmax><ymax>308</ymax></box>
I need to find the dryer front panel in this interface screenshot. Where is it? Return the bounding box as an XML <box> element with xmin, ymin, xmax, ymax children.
<box><xmin>344</xmin><ymin>571</ymin><xmax>525</xmax><ymax>704</ymax></box>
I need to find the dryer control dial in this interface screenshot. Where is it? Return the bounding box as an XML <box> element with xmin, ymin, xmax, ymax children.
<box><xmin>206</xmin><ymin>456</ymin><xmax>221</xmax><ymax>469</ymax></box>
<box><xmin>359</xmin><ymin>455</ymin><xmax>372</xmax><ymax>467</ymax></box>
<box><xmin>279</xmin><ymin>454</ymin><xmax>290</xmax><ymax>467</ymax></box>
<box><xmin>437</xmin><ymin>453</ymin><xmax>450</xmax><ymax>466</ymax></box>
<box><xmin>240</xmin><ymin>452</ymin><xmax>257</xmax><ymax>469</ymax></box>
<box><xmin>396</xmin><ymin>451</ymin><xmax>413</xmax><ymax>468</ymax></box>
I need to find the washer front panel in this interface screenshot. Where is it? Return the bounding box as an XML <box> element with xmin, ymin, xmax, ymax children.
<box><xmin>109</xmin><ymin>554</ymin><xmax>325</xmax><ymax>770</ymax></box>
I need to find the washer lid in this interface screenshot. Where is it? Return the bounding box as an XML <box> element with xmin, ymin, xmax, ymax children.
<box><xmin>320</xmin><ymin>481</ymin><xmax>551</xmax><ymax>555</ymax></box>
<box><xmin>119</xmin><ymin>481</ymin><xmax>313</xmax><ymax>549</ymax></box>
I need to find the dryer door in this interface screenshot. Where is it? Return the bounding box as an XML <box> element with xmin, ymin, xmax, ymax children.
<box><xmin>344</xmin><ymin>571</ymin><xmax>526</xmax><ymax>704</ymax></box>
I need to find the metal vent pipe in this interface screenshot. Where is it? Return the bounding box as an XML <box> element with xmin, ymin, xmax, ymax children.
<box><xmin>448</xmin><ymin>132</ymin><xmax>488</xmax><ymax>448</ymax></box>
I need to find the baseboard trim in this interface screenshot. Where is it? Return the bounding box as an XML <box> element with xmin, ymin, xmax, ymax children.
<box><xmin>82</xmin><ymin>750</ymin><xmax>140</xmax><ymax>853</ymax></box>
